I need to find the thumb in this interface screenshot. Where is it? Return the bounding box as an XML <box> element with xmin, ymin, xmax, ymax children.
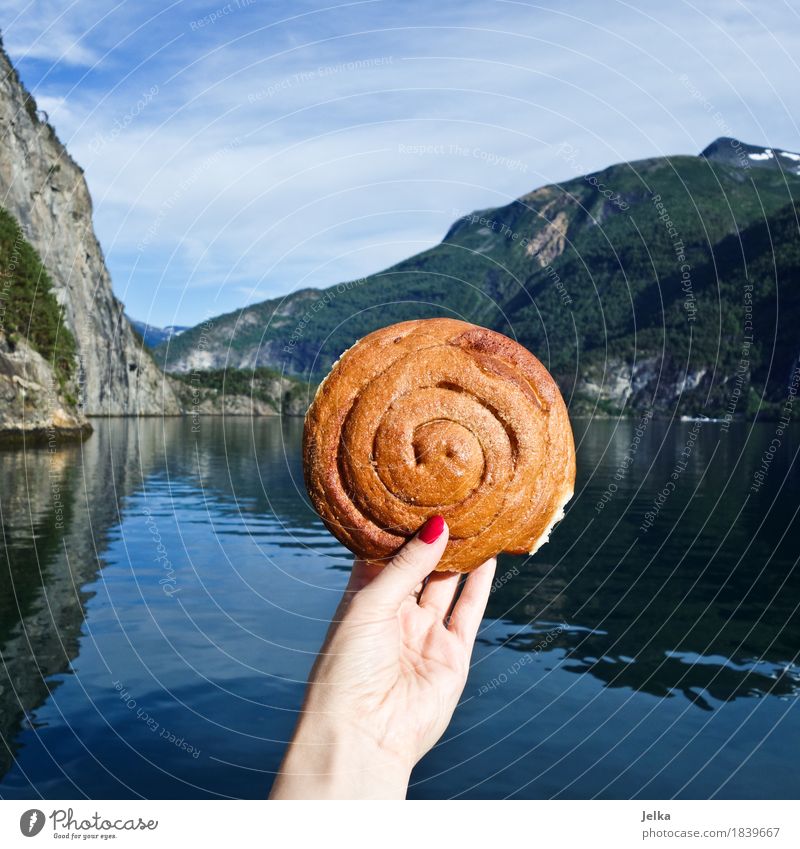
<box><xmin>361</xmin><ymin>515</ymin><xmax>449</xmax><ymax>608</ymax></box>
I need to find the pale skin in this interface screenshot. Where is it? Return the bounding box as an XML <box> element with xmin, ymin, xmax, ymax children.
<box><xmin>269</xmin><ymin>518</ymin><xmax>497</xmax><ymax>799</ymax></box>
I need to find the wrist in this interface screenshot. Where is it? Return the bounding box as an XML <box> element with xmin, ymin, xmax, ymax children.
<box><xmin>270</xmin><ymin>713</ymin><xmax>413</xmax><ymax>800</ymax></box>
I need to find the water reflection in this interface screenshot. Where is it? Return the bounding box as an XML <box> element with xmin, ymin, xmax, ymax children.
<box><xmin>0</xmin><ymin>421</ymin><xmax>151</xmax><ymax>776</ymax></box>
<box><xmin>483</xmin><ymin>419</ymin><xmax>800</xmax><ymax>708</ymax></box>
<box><xmin>0</xmin><ymin>418</ymin><xmax>312</xmax><ymax>776</ymax></box>
<box><xmin>0</xmin><ymin>416</ymin><xmax>798</xmax><ymax>795</ymax></box>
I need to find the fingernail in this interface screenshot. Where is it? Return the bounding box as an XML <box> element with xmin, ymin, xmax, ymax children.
<box><xmin>418</xmin><ymin>514</ymin><xmax>445</xmax><ymax>544</ymax></box>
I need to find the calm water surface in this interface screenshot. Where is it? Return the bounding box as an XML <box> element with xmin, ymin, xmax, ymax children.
<box><xmin>0</xmin><ymin>416</ymin><xmax>798</xmax><ymax>799</ymax></box>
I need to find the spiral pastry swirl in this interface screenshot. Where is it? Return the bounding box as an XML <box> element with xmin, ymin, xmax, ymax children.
<box><xmin>303</xmin><ymin>318</ymin><xmax>576</xmax><ymax>572</ymax></box>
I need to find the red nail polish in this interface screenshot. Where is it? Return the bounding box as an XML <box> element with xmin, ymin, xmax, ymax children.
<box><xmin>418</xmin><ymin>514</ymin><xmax>445</xmax><ymax>544</ymax></box>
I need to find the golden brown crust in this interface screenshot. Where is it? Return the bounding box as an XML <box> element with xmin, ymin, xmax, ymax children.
<box><xmin>303</xmin><ymin>318</ymin><xmax>576</xmax><ymax>572</ymax></box>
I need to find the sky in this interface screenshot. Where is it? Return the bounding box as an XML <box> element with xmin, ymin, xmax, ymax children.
<box><xmin>3</xmin><ymin>0</ymin><xmax>799</xmax><ymax>327</ymax></box>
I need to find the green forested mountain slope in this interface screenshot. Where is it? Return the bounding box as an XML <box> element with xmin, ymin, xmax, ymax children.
<box><xmin>0</xmin><ymin>207</ymin><xmax>76</xmax><ymax>389</ymax></box>
<box><xmin>155</xmin><ymin>140</ymin><xmax>800</xmax><ymax>417</ymax></box>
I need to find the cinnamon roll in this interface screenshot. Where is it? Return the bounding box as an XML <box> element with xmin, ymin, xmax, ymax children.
<box><xmin>303</xmin><ymin>318</ymin><xmax>575</xmax><ymax>572</ymax></box>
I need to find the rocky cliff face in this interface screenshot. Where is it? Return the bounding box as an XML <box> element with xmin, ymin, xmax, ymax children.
<box><xmin>0</xmin><ymin>44</ymin><xmax>179</xmax><ymax>416</ymax></box>
<box><xmin>0</xmin><ymin>334</ymin><xmax>90</xmax><ymax>437</ymax></box>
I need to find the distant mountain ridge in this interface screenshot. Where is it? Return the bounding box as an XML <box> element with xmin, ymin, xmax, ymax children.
<box><xmin>156</xmin><ymin>138</ymin><xmax>800</xmax><ymax>419</ymax></box>
<box><xmin>128</xmin><ymin>318</ymin><xmax>189</xmax><ymax>349</ymax></box>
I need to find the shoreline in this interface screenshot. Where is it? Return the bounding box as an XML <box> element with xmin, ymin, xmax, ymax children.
<box><xmin>0</xmin><ymin>422</ymin><xmax>93</xmax><ymax>448</ymax></box>
<box><xmin>2</xmin><ymin>409</ymin><xmax>795</xmax><ymax>447</ymax></box>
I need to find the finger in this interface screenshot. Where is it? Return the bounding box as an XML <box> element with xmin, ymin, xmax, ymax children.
<box><xmin>419</xmin><ymin>570</ymin><xmax>462</xmax><ymax>622</ymax></box>
<box><xmin>329</xmin><ymin>560</ymin><xmax>383</xmax><ymax>623</ymax></box>
<box><xmin>346</xmin><ymin>559</ymin><xmax>383</xmax><ymax>593</ymax></box>
<box><xmin>359</xmin><ymin>515</ymin><xmax>449</xmax><ymax>608</ymax></box>
<box><xmin>449</xmin><ymin>557</ymin><xmax>497</xmax><ymax>645</ymax></box>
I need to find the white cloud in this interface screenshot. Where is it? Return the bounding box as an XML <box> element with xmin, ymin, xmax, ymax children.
<box><xmin>5</xmin><ymin>0</ymin><xmax>800</xmax><ymax>325</ymax></box>
<box><xmin>2</xmin><ymin>0</ymin><xmax>103</xmax><ymax>65</ymax></box>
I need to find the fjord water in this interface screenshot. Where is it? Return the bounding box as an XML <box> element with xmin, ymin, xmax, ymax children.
<box><xmin>0</xmin><ymin>417</ymin><xmax>797</xmax><ymax>799</ymax></box>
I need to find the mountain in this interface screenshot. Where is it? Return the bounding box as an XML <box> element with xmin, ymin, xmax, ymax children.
<box><xmin>128</xmin><ymin>317</ymin><xmax>190</xmax><ymax>349</ymax></box>
<box><xmin>0</xmin><ymin>41</ymin><xmax>179</xmax><ymax>424</ymax></box>
<box><xmin>156</xmin><ymin>138</ymin><xmax>800</xmax><ymax>419</ymax></box>
<box><xmin>168</xmin><ymin>367</ymin><xmax>309</xmax><ymax>417</ymax></box>
<box><xmin>701</xmin><ymin>137</ymin><xmax>800</xmax><ymax>175</ymax></box>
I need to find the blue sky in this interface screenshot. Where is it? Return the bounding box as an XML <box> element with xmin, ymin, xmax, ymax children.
<box><xmin>4</xmin><ymin>0</ymin><xmax>799</xmax><ymax>327</ymax></box>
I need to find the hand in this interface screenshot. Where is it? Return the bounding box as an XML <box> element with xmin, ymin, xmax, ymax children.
<box><xmin>269</xmin><ymin>516</ymin><xmax>497</xmax><ymax>799</ymax></box>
